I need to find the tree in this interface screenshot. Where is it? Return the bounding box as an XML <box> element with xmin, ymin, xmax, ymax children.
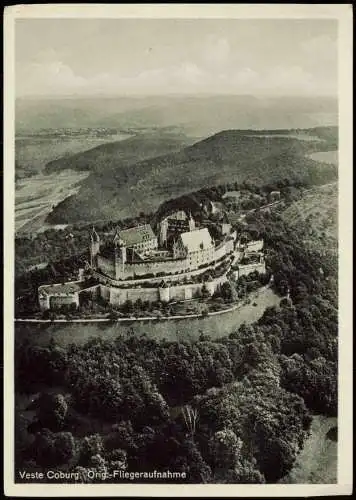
<box><xmin>209</xmin><ymin>428</ymin><xmax>243</xmax><ymax>470</ymax></box>
<box><xmin>54</xmin><ymin>431</ymin><xmax>77</xmax><ymax>465</ymax></box>
<box><xmin>32</xmin><ymin>429</ymin><xmax>56</xmax><ymax>467</ymax></box>
<box><xmin>107</xmin><ymin>449</ymin><xmax>128</xmax><ymax>472</ymax></box>
<box><xmin>181</xmin><ymin>405</ymin><xmax>199</xmax><ymax>437</ymax></box>
<box><xmin>80</xmin><ymin>434</ymin><xmax>104</xmax><ymax>465</ymax></box>
<box><xmin>170</xmin><ymin>439</ymin><xmax>212</xmax><ymax>483</ymax></box>
<box><xmin>220</xmin><ymin>281</ymin><xmax>237</xmax><ymax>303</ymax></box>
<box><xmin>32</xmin><ymin>430</ymin><xmax>76</xmax><ymax>467</ymax></box>
<box><xmin>34</xmin><ymin>392</ymin><xmax>68</xmax><ymax>431</ymax></box>
<box><xmin>201</xmin><ymin>283</ymin><xmax>211</xmax><ymax>299</ymax></box>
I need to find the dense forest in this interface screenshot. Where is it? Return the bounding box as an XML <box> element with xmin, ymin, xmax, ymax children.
<box><xmin>15</xmin><ymin>206</ymin><xmax>338</xmax><ymax>483</ymax></box>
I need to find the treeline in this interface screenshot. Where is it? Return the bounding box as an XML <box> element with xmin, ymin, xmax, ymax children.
<box><xmin>153</xmin><ymin>177</ymin><xmax>307</xmax><ymax>226</ymax></box>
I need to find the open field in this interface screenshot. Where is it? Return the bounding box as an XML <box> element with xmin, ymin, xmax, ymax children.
<box><xmin>15</xmin><ymin>170</ymin><xmax>90</xmax><ymax>234</ymax></box>
<box><xmin>308</xmin><ymin>150</ymin><xmax>338</xmax><ymax>165</ymax></box>
<box><xmin>15</xmin><ymin>132</ymin><xmax>132</xmax><ymax>179</ymax></box>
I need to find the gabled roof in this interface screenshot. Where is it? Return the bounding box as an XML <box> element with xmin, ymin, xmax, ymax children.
<box><xmin>168</xmin><ymin>210</ymin><xmax>187</xmax><ymax>221</ymax></box>
<box><xmin>90</xmin><ymin>226</ymin><xmax>100</xmax><ymax>242</ymax></box>
<box><xmin>179</xmin><ymin>228</ymin><xmax>213</xmax><ymax>253</ymax></box>
<box><xmin>113</xmin><ymin>230</ymin><xmax>125</xmax><ymax>247</ymax></box>
<box><xmin>118</xmin><ymin>224</ymin><xmax>156</xmax><ymax>247</ymax></box>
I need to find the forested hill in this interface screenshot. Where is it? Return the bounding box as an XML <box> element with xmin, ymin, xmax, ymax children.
<box><xmin>47</xmin><ymin>127</ymin><xmax>338</xmax><ymax>224</ymax></box>
<box><xmin>45</xmin><ymin>131</ymin><xmax>195</xmax><ymax>175</ymax></box>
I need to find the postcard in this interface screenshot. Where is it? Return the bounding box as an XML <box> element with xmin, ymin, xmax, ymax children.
<box><xmin>3</xmin><ymin>3</ymin><xmax>353</xmax><ymax>497</ymax></box>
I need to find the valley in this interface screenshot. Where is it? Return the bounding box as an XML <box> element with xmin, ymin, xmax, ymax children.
<box><xmin>15</xmin><ymin>170</ymin><xmax>90</xmax><ymax>234</ymax></box>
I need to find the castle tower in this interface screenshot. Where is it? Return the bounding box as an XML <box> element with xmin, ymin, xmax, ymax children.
<box><xmin>114</xmin><ymin>233</ymin><xmax>127</xmax><ymax>278</ymax></box>
<box><xmin>90</xmin><ymin>226</ymin><xmax>100</xmax><ymax>268</ymax></box>
<box><xmin>158</xmin><ymin>281</ymin><xmax>170</xmax><ymax>303</ymax></box>
<box><xmin>159</xmin><ymin>218</ymin><xmax>169</xmax><ymax>247</ymax></box>
<box><xmin>188</xmin><ymin>212</ymin><xmax>195</xmax><ymax>232</ymax></box>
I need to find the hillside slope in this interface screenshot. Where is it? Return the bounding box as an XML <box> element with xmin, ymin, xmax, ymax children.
<box><xmin>45</xmin><ymin>131</ymin><xmax>194</xmax><ymax>175</ymax></box>
<box><xmin>47</xmin><ymin>127</ymin><xmax>338</xmax><ymax>224</ymax></box>
<box><xmin>281</xmin><ymin>182</ymin><xmax>338</xmax><ymax>256</ymax></box>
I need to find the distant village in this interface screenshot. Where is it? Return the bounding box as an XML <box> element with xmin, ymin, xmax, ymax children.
<box><xmin>38</xmin><ymin>195</ymin><xmax>272</xmax><ymax>314</ymax></box>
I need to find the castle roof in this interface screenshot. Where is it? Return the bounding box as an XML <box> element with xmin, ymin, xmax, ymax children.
<box><xmin>113</xmin><ymin>230</ymin><xmax>125</xmax><ymax>247</ymax></box>
<box><xmin>90</xmin><ymin>226</ymin><xmax>100</xmax><ymax>242</ymax></box>
<box><xmin>179</xmin><ymin>228</ymin><xmax>213</xmax><ymax>253</ymax></box>
<box><xmin>118</xmin><ymin>224</ymin><xmax>156</xmax><ymax>247</ymax></box>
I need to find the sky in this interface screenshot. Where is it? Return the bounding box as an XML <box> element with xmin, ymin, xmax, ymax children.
<box><xmin>15</xmin><ymin>18</ymin><xmax>338</xmax><ymax>98</ymax></box>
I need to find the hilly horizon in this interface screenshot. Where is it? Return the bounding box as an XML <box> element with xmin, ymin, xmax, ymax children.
<box><xmin>16</xmin><ymin>95</ymin><xmax>337</xmax><ymax>137</ymax></box>
<box><xmin>46</xmin><ymin>126</ymin><xmax>338</xmax><ymax>225</ymax></box>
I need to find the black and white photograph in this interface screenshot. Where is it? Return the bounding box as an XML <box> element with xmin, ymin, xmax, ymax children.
<box><xmin>4</xmin><ymin>4</ymin><xmax>353</xmax><ymax>497</ymax></box>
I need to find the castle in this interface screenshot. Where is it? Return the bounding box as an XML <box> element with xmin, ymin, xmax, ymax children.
<box><xmin>38</xmin><ymin>211</ymin><xmax>266</xmax><ymax>312</ymax></box>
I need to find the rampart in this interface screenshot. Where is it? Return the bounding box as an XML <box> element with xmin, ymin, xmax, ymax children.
<box><xmin>99</xmin><ymin>274</ymin><xmax>228</xmax><ymax>306</ymax></box>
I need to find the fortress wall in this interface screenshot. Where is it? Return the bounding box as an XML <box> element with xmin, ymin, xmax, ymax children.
<box><xmin>215</xmin><ymin>241</ymin><xmax>234</xmax><ymax>261</ymax></box>
<box><xmin>49</xmin><ymin>293</ymin><xmax>79</xmax><ymax>309</ymax></box>
<box><xmin>188</xmin><ymin>247</ymin><xmax>215</xmax><ymax>268</ymax></box>
<box><xmin>100</xmin><ymin>285</ymin><xmax>111</xmax><ymax>301</ymax></box>
<box><xmin>96</xmin><ymin>241</ymin><xmax>235</xmax><ymax>282</ymax></box>
<box><xmin>104</xmin><ymin>274</ymin><xmax>228</xmax><ymax>306</ymax></box>
<box><xmin>234</xmin><ymin>249</ymin><xmax>243</xmax><ymax>262</ymax></box>
<box><xmin>109</xmin><ymin>287</ymin><xmax>159</xmax><ymax>306</ymax></box>
<box><xmin>172</xmin><ymin>286</ymin><xmax>187</xmax><ymax>301</ymax></box>
<box><xmin>245</xmin><ymin>240</ymin><xmax>264</xmax><ymax>252</ymax></box>
<box><xmin>78</xmin><ymin>285</ymin><xmax>100</xmax><ymax>301</ymax></box>
<box><xmin>39</xmin><ymin>296</ymin><xmax>50</xmax><ymax>311</ymax></box>
<box><xmin>97</xmin><ymin>255</ymin><xmax>116</xmax><ymax>278</ymax></box>
<box><xmin>109</xmin><ymin>287</ymin><xmax>127</xmax><ymax>306</ymax></box>
<box><xmin>238</xmin><ymin>261</ymin><xmax>266</xmax><ymax>278</ymax></box>
<box><xmin>226</xmin><ymin>239</ymin><xmax>235</xmax><ymax>253</ymax></box>
<box><xmin>115</xmin><ymin>257</ymin><xmax>190</xmax><ymax>280</ymax></box>
<box><xmin>94</xmin><ymin>248</ymin><xmax>234</xmax><ymax>288</ymax></box>
<box><xmin>127</xmin><ymin>288</ymin><xmax>160</xmax><ymax>304</ymax></box>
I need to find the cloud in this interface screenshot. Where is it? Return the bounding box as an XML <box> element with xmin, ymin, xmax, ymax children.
<box><xmin>17</xmin><ymin>61</ymin><xmax>87</xmax><ymax>96</ymax></box>
<box><xmin>16</xmin><ymin>56</ymin><xmax>336</xmax><ymax>97</ymax></box>
<box><xmin>203</xmin><ymin>35</ymin><xmax>231</xmax><ymax>67</ymax></box>
<box><xmin>300</xmin><ymin>34</ymin><xmax>337</xmax><ymax>65</ymax></box>
<box><xmin>230</xmin><ymin>67</ymin><xmax>259</xmax><ymax>87</ymax></box>
<box><xmin>17</xmin><ymin>60</ymin><xmax>209</xmax><ymax>96</ymax></box>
